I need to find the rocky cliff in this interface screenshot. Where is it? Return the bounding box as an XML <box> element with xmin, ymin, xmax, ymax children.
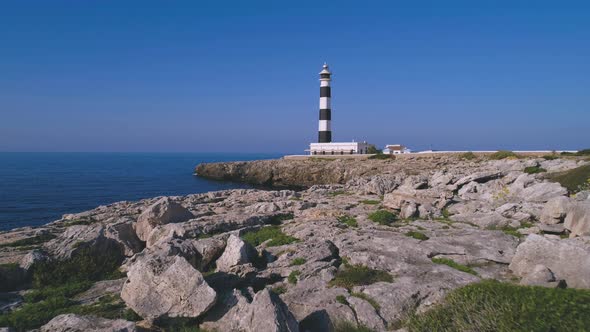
<box><xmin>1</xmin><ymin>155</ymin><xmax>590</xmax><ymax>331</ymax></box>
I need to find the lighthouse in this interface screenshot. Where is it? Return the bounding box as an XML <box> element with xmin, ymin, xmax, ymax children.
<box><xmin>318</xmin><ymin>63</ymin><xmax>332</xmax><ymax>143</ymax></box>
<box><xmin>308</xmin><ymin>63</ymin><xmax>374</xmax><ymax>156</ymax></box>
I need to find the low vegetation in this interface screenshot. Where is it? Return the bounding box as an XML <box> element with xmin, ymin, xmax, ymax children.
<box><xmin>267</xmin><ymin>212</ymin><xmax>294</xmax><ymax>225</ymax></box>
<box><xmin>368</xmin><ymin>154</ymin><xmax>393</xmax><ymax>160</ymax></box>
<box><xmin>406</xmin><ymin>280</ymin><xmax>590</xmax><ymax>332</ymax></box>
<box><xmin>288</xmin><ymin>270</ymin><xmax>301</xmax><ymax>284</ymax></box>
<box><xmin>431</xmin><ymin>257</ymin><xmax>477</xmax><ymax>276</ymax></box>
<box><xmin>329</xmin><ymin>190</ymin><xmax>351</xmax><ymax>197</ymax></box>
<box><xmin>337</xmin><ymin>214</ymin><xmax>358</xmax><ymax>228</ymax></box>
<box><xmin>0</xmin><ymin>233</ymin><xmax>56</xmax><ymax>248</ymax></box>
<box><xmin>542</xmin><ymin>154</ymin><xmax>559</xmax><ymax>160</ymax></box>
<box><xmin>487</xmin><ymin>225</ymin><xmax>524</xmax><ymax>238</ymax></box>
<box><xmin>547</xmin><ymin>164</ymin><xmax>590</xmax><ymax>193</ymax></box>
<box><xmin>523</xmin><ymin>166</ymin><xmax>546</xmax><ymax>174</ymax></box>
<box><xmin>336</xmin><ymin>295</ymin><xmax>349</xmax><ymax>305</ymax></box>
<box><xmin>290</xmin><ymin>257</ymin><xmax>306</xmax><ymax>266</ymax></box>
<box><xmin>271</xmin><ymin>285</ymin><xmax>287</xmax><ymax>295</ymax></box>
<box><xmin>368</xmin><ymin>210</ymin><xmax>397</xmax><ymax>226</ymax></box>
<box><xmin>360</xmin><ymin>199</ymin><xmax>380</xmax><ymax>205</ymax></box>
<box><xmin>242</xmin><ymin>226</ymin><xmax>298</xmax><ymax>247</ymax></box>
<box><xmin>329</xmin><ymin>264</ymin><xmax>393</xmax><ymax>290</ymax></box>
<box><xmin>405</xmin><ymin>231</ymin><xmax>429</xmax><ymax>241</ymax></box>
<box><xmin>560</xmin><ymin>148</ymin><xmax>590</xmax><ymax>156</ymax></box>
<box><xmin>459</xmin><ymin>151</ymin><xmax>476</xmax><ymax>160</ymax></box>
<box><xmin>334</xmin><ymin>321</ymin><xmax>375</xmax><ymax>332</ymax></box>
<box><xmin>489</xmin><ymin>150</ymin><xmax>519</xmax><ymax>160</ymax></box>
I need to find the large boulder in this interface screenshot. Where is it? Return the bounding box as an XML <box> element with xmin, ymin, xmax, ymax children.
<box><xmin>40</xmin><ymin>314</ymin><xmax>137</xmax><ymax>332</ymax></box>
<box><xmin>216</xmin><ymin>235</ymin><xmax>256</xmax><ymax>272</ymax></box>
<box><xmin>201</xmin><ymin>288</ymin><xmax>299</xmax><ymax>332</ymax></box>
<box><xmin>540</xmin><ymin>196</ymin><xmax>571</xmax><ymax>224</ymax></box>
<box><xmin>121</xmin><ymin>254</ymin><xmax>216</xmax><ymax>322</ymax></box>
<box><xmin>135</xmin><ymin>197</ymin><xmax>194</xmax><ymax>241</ymax></box>
<box><xmin>44</xmin><ymin>224</ymin><xmax>125</xmax><ymax>262</ymax></box>
<box><xmin>564</xmin><ymin>201</ymin><xmax>590</xmax><ymax>237</ymax></box>
<box><xmin>509</xmin><ymin>234</ymin><xmax>590</xmax><ymax>288</ymax></box>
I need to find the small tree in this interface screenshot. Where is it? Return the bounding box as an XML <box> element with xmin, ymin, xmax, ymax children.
<box><xmin>367</xmin><ymin>145</ymin><xmax>381</xmax><ymax>154</ymax></box>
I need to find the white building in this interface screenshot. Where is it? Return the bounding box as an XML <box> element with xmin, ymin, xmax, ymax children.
<box><xmin>383</xmin><ymin>144</ymin><xmax>412</xmax><ymax>155</ymax></box>
<box><xmin>309</xmin><ymin>141</ymin><xmax>373</xmax><ymax>155</ymax></box>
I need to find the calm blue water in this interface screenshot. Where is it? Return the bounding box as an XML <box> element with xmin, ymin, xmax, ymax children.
<box><xmin>0</xmin><ymin>152</ymin><xmax>281</xmax><ymax>231</ymax></box>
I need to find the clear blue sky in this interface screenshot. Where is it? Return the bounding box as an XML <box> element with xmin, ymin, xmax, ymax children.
<box><xmin>1</xmin><ymin>1</ymin><xmax>588</xmax><ymax>153</ymax></box>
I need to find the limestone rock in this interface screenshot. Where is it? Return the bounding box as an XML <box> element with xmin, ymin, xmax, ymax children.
<box><xmin>121</xmin><ymin>254</ymin><xmax>216</xmax><ymax>322</ymax></box>
<box><xmin>519</xmin><ymin>264</ymin><xmax>556</xmax><ymax>287</ymax></box>
<box><xmin>509</xmin><ymin>234</ymin><xmax>590</xmax><ymax>288</ymax></box>
<box><xmin>564</xmin><ymin>201</ymin><xmax>590</xmax><ymax>237</ymax></box>
<box><xmin>135</xmin><ymin>197</ymin><xmax>194</xmax><ymax>241</ymax></box>
<box><xmin>216</xmin><ymin>235</ymin><xmax>256</xmax><ymax>272</ymax></box>
<box><xmin>540</xmin><ymin>196</ymin><xmax>571</xmax><ymax>224</ymax></box>
<box><xmin>40</xmin><ymin>314</ymin><xmax>137</xmax><ymax>332</ymax></box>
<box><xmin>202</xmin><ymin>288</ymin><xmax>299</xmax><ymax>332</ymax></box>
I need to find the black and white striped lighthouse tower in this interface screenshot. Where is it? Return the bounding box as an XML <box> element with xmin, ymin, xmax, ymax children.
<box><xmin>318</xmin><ymin>63</ymin><xmax>332</xmax><ymax>143</ymax></box>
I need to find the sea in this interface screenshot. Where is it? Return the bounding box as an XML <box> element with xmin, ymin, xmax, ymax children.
<box><xmin>0</xmin><ymin>152</ymin><xmax>281</xmax><ymax>231</ymax></box>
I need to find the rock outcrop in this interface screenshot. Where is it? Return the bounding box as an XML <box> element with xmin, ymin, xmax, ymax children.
<box><xmin>509</xmin><ymin>234</ymin><xmax>590</xmax><ymax>288</ymax></box>
<box><xmin>40</xmin><ymin>314</ymin><xmax>137</xmax><ymax>332</ymax></box>
<box><xmin>121</xmin><ymin>254</ymin><xmax>217</xmax><ymax>322</ymax></box>
<box><xmin>135</xmin><ymin>197</ymin><xmax>194</xmax><ymax>241</ymax></box>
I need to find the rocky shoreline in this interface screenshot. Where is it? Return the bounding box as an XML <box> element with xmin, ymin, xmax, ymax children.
<box><xmin>1</xmin><ymin>154</ymin><xmax>590</xmax><ymax>331</ymax></box>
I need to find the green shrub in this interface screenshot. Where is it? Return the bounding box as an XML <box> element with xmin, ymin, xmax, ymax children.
<box><xmin>369</xmin><ymin>154</ymin><xmax>393</xmax><ymax>160</ymax></box>
<box><xmin>542</xmin><ymin>154</ymin><xmax>558</xmax><ymax>160</ymax></box>
<box><xmin>271</xmin><ymin>285</ymin><xmax>287</xmax><ymax>295</ymax></box>
<box><xmin>360</xmin><ymin>199</ymin><xmax>380</xmax><ymax>205</ymax></box>
<box><xmin>523</xmin><ymin>166</ymin><xmax>547</xmax><ymax>174</ymax></box>
<box><xmin>329</xmin><ymin>190</ymin><xmax>350</xmax><ymax>197</ymax></box>
<box><xmin>0</xmin><ymin>233</ymin><xmax>56</xmax><ymax>248</ymax></box>
<box><xmin>406</xmin><ymin>280</ymin><xmax>590</xmax><ymax>332</ymax></box>
<box><xmin>336</xmin><ymin>295</ymin><xmax>349</xmax><ymax>305</ymax></box>
<box><xmin>31</xmin><ymin>247</ymin><xmax>124</xmax><ymax>288</ymax></box>
<box><xmin>489</xmin><ymin>150</ymin><xmax>519</xmax><ymax>160</ymax></box>
<box><xmin>547</xmin><ymin>164</ymin><xmax>590</xmax><ymax>193</ymax></box>
<box><xmin>368</xmin><ymin>210</ymin><xmax>397</xmax><ymax>226</ymax></box>
<box><xmin>459</xmin><ymin>152</ymin><xmax>476</xmax><ymax>160</ymax></box>
<box><xmin>405</xmin><ymin>231</ymin><xmax>429</xmax><ymax>241</ymax></box>
<box><xmin>242</xmin><ymin>226</ymin><xmax>298</xmax><ymax>247</ymax></box>
<box><xmin>337</xmin><ymin>215</ymin><xmax>358</xmax><ymax>228</ymax></box>
<box><xmin>351</xmin><ymin>292</ymin><xmax>380</xmax><ymax>310</ymax></box>
<box><xmin>267</xmin><ymin>213</ymin><xmax>294</xmax><ymax>225</ymax></box>
<box><xmin>290</xmin><ymin>258</ymin><xmax>306</xmax><ymax>266</ymax></box>
<box><xmin>334</xmin><ymin>321</ymin><xmax>376</xmax><ymax>332</ymax></box>
<box><xmin>288</xmin><ymin>270</ymin><xmax>301</xmax><ymax>284</ymax></box>
<box><xmin>329</xmin><ymin>264</ymin><xmax>393</xmax><ymax>290</ymax></box>
<box><xmin>431</xmin><ymin>257</ymin><xmax>477</xmax><ymax>276</ymax></box>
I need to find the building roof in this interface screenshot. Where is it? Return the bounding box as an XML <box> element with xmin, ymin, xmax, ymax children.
<box><xmin>386</xmin><ymin>144</ymin><xmax>406</xmax><ymax>151</ymax></box>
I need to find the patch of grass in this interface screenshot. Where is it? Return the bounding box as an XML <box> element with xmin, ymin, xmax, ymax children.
<box><xmin>290</xmin><ymin>257</ymin><xmax>306</xmax><ymax>266</ymax></box>
<box><xmin>459</xmin><ymin>151</ymin><xmax>476</xmax><ymax>160</ymax></box>
<box><xmin>329</xmin><ymin>264</ymin><xmax>393</xmax><ymax>290</ymax></box>
<box><xmin>547</xmin><ymin>164</ymin><xmax>590</xmax><ymax>193</ymax></box>
<box><xmin>0</xmin><ymin>233</ymin><xmax>56</xmax><ymax>248</ymax></box>
<box><xmin>351</xmin><ymin>292</ymin><xmax>380</xmax><ymax>311</ymax></box>
<box><xmin>329</xmin><ymin>190</ymin><xmax>351</xmax><ymax>197</ymax></box>
<box><xmin>336</xmin><ymin>295</ymin><xmax>349</xmax><ymax>305</ymax></box>
<box><xmin>271</xmin><ymin>285</ymin><xmax>287</xmax><ymax>295</ymax></box>
<box><xmin>405</xmin><ymin>231</ymin><xmax>429</xmax><ymax>241</ymax></box>
<box><xmin>542</xmin><ymin>154</ymin><xmax>559</xmax><ymax>160</ymax></box>
<box><xmin>63</xmin><ymin>217</ymin><xmax>95</xmax><ymax>227</ymax></box>
<box><xmin>337</xmin><ymin>215</ymin><xmax>358</xmax><ymax>228</ymax></box>
<box><xmin>489</xmin><ymin>150</ymin><xmax>519</xmax><ymax>160</ymax></box>
<box><xmin>369</xmin><ymin>153</ymin><xmax>393</xmax><ymax>160</ymax></box>
<box><xmin>334</xmin><ymin>321</ymin><xmax>376</xmax><ymax>332</ymax></box>
<box><xmin>32</xmin><ymin>247</ymin><xmax>125</xmax><ymax>288</ymax></box>
<box><xmin>524</xmin><ymin>166</ymin><xmax>547</xmax><ymax>174</ymax></box>
<box><xmin>406</xmin><ymin>280</ymin><xmax>590</xmax><ymax>332</ymax></box>
<box><xmin>360</xmin><ymin>199</ymin><xmax>381</xmax><ymax>205</ymax></box>
<box><xmin>288</xmin><ymin>270</ymin><xmax>301</xmax><ymax>284</ymax></box>
<box><xmin>23</xmin><ymin>281</ymin><xmax>92</xmax><ymax>303</ymax></box>
<box><xmin>431</xmin><ymin>257</ymin><xmax>477</xmax><ymax>276</ymax></box>
<box><xmin>267</xmin><ymin>212</ymin><xmax>295</xmax><ymax>225</ymax></box>
<box><xmin>368</xmin><ymin>210</ymin><xmax>397</xmax><ymax>226</ymax></box>
<box><xmin>242</xmin><ymin>226</ymin><xmax>299</xmax><ymax>247</ymax></box>
<box><xmin>487</xmin><ymin>225</ymin><xmax>524</xmax><ymax>238</ymax></box>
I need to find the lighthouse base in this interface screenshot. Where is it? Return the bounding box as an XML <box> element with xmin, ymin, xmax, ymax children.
<box><xmin>309</xmin><ymin>141</ymin><xmax>373</xmax><ymax>156</ymax></box>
